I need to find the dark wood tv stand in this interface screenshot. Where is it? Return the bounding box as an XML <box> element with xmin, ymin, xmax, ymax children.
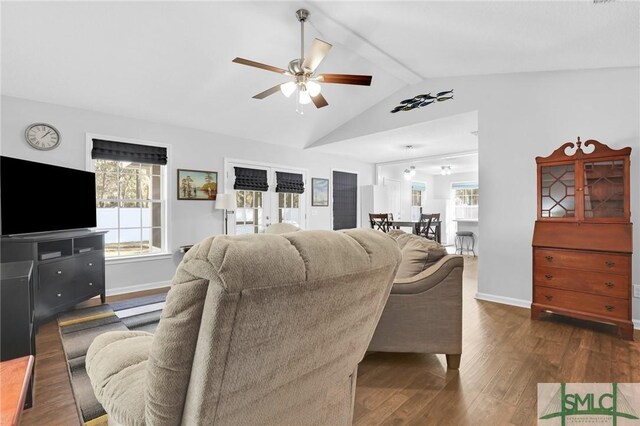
<box><xmin>1</xmin><ymin>229</ymin><xmax>107</xmax><ymax>326</ymax></box>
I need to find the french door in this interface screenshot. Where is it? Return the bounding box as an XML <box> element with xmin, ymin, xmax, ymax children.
<box><xmin>226</xmin><ymin>162</ymin><xmax>306</xmax><ymax>235</ymax></box>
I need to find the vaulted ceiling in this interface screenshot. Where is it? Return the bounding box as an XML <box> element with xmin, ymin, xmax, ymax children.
<box><xmin>2</xmin><ymin>1</ymin><xmax>638</xmax><ymax>158</ymax></box>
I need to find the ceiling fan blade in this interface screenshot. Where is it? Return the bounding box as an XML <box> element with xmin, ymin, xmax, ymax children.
<box><xmin>302</xmin><ymin>39</ymin><xmax>332</xmax><ymax>72</ymax></box>
<box><xmin>318</xmin><ymin>74</ymin><xmax>372</xmax><ymax>86</ymax></box>
<box><xmin>252</xmin><ymin>84</ymin><xmax>283</xmax><ymax>100</ymax></box>
<box><xmin>232</xmin><ymin>57</ymin><xmax>287</xmax><ymax>74</ymax></box>
<box><xmin>311</xmin><ymin>93</ymin><xmax>329</xmax><ymax>109</ymax></box>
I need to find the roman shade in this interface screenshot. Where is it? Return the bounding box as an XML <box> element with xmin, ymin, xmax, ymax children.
<box><xmin>91</xmin><ymin>139</ymin><xmax>167</xmax><ymax>165</ymax></box>
<box><xmin>411</xmin><ymin>182</ymin><xmax>426</xmax><ymax>192</ymax></box>
<box><xmin>451</xmin><ymin>182</ymin><xmax>478</xmax><ymax>190</ymax></box>
<box><xmin>275</xmin><ymin>172</ymin><xmax>305</xmax><ymax>194</ymax></box>
<box><xmin>234</xmin><ymin>167</ymin><xmax>269</xmax><ymax>191</ymax></box>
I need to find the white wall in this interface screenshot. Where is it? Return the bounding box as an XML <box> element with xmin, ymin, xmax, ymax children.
<box><xmin>1</xmin><ymin>96</ymin><xmax>375</xmax><ymax>293</ymax></box>
<box><xmin>318</xmin><ymin>67</ymin><xmax>640</xmax><ymax>323</ymax></box>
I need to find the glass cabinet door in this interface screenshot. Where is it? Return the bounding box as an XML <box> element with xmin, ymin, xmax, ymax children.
<box><xmin>583</xmin><ymin>160</ymin><xmax>625</xmax><ymax>219</ymax></box>
<box><xmin>540</xmin><ymin>164</ymin><xmax>576</xmax><ymax>219</ymax></box>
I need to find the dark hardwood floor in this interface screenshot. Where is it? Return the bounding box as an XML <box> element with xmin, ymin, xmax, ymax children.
<box><xmin>21</xmin><ymin>258</ymin><xmax>639</xmax><ymax>426</ymax></box>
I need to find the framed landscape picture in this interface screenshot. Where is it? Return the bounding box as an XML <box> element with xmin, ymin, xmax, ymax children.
<box><xmin>311</xmin><ymin>178</ymin><xmax>329</xmax><ymax>206</ymax></box>
<box><xmin>177</xmin><ymin>169</ymin><xmax>218</xmax><ymax>200</ymax></box>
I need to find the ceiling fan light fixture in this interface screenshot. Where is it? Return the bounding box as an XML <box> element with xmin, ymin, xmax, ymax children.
<box><xmin>298</xmin><ymin>88</ymin><xmax>312</xmax><ymax>105</ymax></box>
<box><xmin>280</xmin><ymin>81</ymin><xmax>297</xmax><ymax>98</ymax></box>
<box><xmin>306</xmin><ymin>80</ymin><xmax>321</xmax><ymax>97</ymax></box>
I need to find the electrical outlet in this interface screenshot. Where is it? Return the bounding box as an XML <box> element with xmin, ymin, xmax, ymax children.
<box><xmin>634</xmin><ymin>285</ymin><xmax>640</xmax><ymax>298</ymax></box>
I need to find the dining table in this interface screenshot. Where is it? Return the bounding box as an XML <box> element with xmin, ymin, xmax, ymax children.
<box><xmin>388</xmin><ymin>220</ymin><xmax>441</xmax><ymax>243</ymax></box>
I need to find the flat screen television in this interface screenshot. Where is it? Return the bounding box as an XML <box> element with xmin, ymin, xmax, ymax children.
<box><xmin>1</xmin><ymin>156</ymin><xmax>97</xmax><ymax>235</ymax></box>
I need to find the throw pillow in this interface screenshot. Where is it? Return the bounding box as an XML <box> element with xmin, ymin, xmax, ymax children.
<box><xmin>395</xmin><ymin>236</ymin><xmax>448</xmax><ymax>279</ymax></box>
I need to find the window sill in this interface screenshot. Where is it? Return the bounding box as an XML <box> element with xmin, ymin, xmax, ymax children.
<box><xmin>105</xmin><ymin>252</ymin><xmax>173</xmax><ymax>265</ymax></box>
<box><xmin>453</xmin><ymin>219</ymin><xmax>479</xmax><ymax>223</ymax></box>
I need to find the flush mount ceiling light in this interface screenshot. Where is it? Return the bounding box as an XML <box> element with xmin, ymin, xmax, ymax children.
<box><xmin>441</xmin><ymin>166</ymin><xmax>452</xmax><ymax>176</ymax></box>
<box><xmin>232</xmin><ymin>9</ymin><xmax>373</xmax><ymax>115</ymax></box>
<box><xmin>390</xmin><ymin>90</ymin><xmax>454</xmax><ymax>113</ymax></box>
<box><xmin>403</xmin><ymin>166</ymin><xmax>416</xmax><ymax>180</ymax></box>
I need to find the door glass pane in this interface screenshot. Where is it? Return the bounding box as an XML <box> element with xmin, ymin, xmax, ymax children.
<box><xmin>540</xmin><ymin>164</ymin><xmax>575</xmax><ymax>218</ymax></box>
<box><xmin>584</xmin><ymin>160</ymin><xmax>625</xmax><ymax>218</ymax></box>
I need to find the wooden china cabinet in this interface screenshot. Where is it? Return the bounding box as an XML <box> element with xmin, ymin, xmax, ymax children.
<box><xmin>531</xmin><ymin>138</ymin><xmax>633</xmax><ymax>340</ymax></box>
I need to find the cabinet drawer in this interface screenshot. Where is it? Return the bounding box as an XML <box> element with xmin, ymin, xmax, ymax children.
<box><xmin>534</xmin><ymin>286</ymin><xmax>629</xmax><ymax>320</ymax></box>
<box><xmin>534</xmin><ymin>249</ymin><xmax>629</xmax><ymax>275</ymax></box>
<box><xmin>534</xmin><ymin>266</ymin><xmax>628</xmax><ymax>299</ymax></box>
<box><xmin>38</xmin><ymin>260</ymin><xmax>73</xmax><ymax>289</ymax></box>
<box><xmin>40</xmin><ymin>283</ymin><xmax>73</xmax><ymax>310</ymax></box>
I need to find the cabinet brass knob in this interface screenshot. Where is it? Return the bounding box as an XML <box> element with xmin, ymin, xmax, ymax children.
<box><xmin>88</xmin><ymin>263</ymin><xmax>93</xmax><ymax>267</ymax></box>
<box><xmin>605</xmin><ymin>282</ymin><xmax>614</xmax><ymax>288</ymax></box>
<box><xmin>89</xmin><ymin>282</ymin><xmax>93</xmax><ymax>286</ymax></box>
<box><xmin>545</xmin><ymin>256</ymin><xmax>553</xmax><ymax>261</ymax></box>
<box><xmin>545</xmin><ymin>294</ymin><xmax>553</xmax><ymax>301</ymax></box>
<box><xmin>605</xmin><ymin>305</ymin><xmax>614</xmax><ymax>312</ymax></box>
<box><xmin>57</xmin><ymin>293</ymin><xmax>62</xmax><ymax>297</ymax></box>
<box><xmin>545</xmin><ymin>274</ymin><xmax>553</xmax><ymax>280</ymax></box>
<box><xmin>56</xmin><ymin>270</ymin><xmax>62</xmax><ymax>275</ymax></box>
<box><xmin>605</xmin><ymin>261</ymin><xmax>615</xmax><ymax>268</ymax></box>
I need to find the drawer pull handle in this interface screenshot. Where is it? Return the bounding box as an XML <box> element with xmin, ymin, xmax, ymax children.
<box><xmin>605</xmin><ymin>261</ymin><xmax>615</xmax><ymax>268</ymax></box>
<box><xmin>56</xmin><ymin>293</ymin><xmax>62</xmax><ymax>297</ymax></box>
<box><xmin>544</xmin><ymin>294</ymin><xmax>553</xmax><ymax>301</ymax></box>
<box><xmin>545</xmin><ymin>256</ymin><xmax>553</xmax><ymax>261</ymax></box>
<box><xmin>605</xmin><ymin>282</ymin><xmax>614</xmax><ymax>288</ymax></box>
<box><xmin>605</xmin><ymin>305</ymin><xmax>615</xmax><ymax>312</ymax></box>
<box><xmin>56</xmin><ymin>270</ymin><xmax>62</xmax><ymax>275</ymax></box>
<box><xmin>545</xmin><ymin>274</ymin><xmax>553</xmax><ymax>280</ymax></box>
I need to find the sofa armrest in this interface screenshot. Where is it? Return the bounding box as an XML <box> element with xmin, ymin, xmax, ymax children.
<box><xmin>391</xmin><ymin>255</ymin><xmax>463</xmax><ymax>294</ymax></box>
<box><xmin>86</xmin><ymin>331</ymin><xmax>154</xmax><ymax>426</ymax></box>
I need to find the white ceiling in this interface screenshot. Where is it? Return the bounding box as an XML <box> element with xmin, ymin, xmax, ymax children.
<box><xmin>380</xmin><ymin>152</ymin><xmax>479</xmax><ymax>180</ymax></box>
<box><xmin>314</xmin><ymin>110</ymin><xmax>478</xmax><ymax>163</ymax></box>
<box><xmin>2</xmin><ymin>1</ymin><xmax>638</xmax><ymax>156</ymax></box>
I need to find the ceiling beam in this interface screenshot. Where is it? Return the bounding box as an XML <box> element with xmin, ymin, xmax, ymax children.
<box><xmin>304</xmin><ymin>2</ymin><xmax>424</xmax><ymax>85</ymax></box>
<box><xmin>375</xmin><ymin>150</ymin><xmax>478</xmax><ymax>167</ymax></box>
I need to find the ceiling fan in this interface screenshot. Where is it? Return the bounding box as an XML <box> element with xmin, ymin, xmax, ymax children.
<box><xmin>232</xmin><ymin>9</ymin><xmax>372</xmax><ymax>113</ymax></box>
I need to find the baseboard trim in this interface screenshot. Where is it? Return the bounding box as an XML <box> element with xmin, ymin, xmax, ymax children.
<box><xmin>476</xmin><ymin>292</ymin><xmax>640</xmax><ymax>330</ymax></box>
<box><xmin>474</xmin><ymin>292</ymin><xmax>531</xmax><ymax>309</ymax></box>
<box><xmin>106</xmin><ymin>280</ymin><xmax>171</xmax><ymax>296</ymax></box>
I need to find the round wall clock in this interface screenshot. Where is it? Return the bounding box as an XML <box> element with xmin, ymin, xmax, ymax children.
<box><xmin>25</xmin><ymin>123</ymin><xmax>61</xmax><ymax>151</ymax></box>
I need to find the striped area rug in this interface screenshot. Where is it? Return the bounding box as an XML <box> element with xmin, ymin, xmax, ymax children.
<box><xmin>57</xmin><ymin>293</ymin><xmax>167</xmax><ymax>425</ymax></box>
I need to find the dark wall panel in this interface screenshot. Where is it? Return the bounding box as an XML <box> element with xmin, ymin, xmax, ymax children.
<box><xmin>332</xmin><ymin>171</ymin><xmax>358</xmax><ymax>230</ymax></box>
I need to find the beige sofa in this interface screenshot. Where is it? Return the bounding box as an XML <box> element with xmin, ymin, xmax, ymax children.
<box><xmin>86</xmin><ymin>229</ymin><xmax>401</xmax><ymax>425</ymax></box>
<box><xmin>368</xmin><ymin>231</ymin><xmax>464</xmax><ymax>369</ymax></box>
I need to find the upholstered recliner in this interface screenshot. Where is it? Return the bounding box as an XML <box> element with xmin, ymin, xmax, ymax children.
<box><xmin>86</xmin><ymin>229</ymin><xmax>401</xmax><ymax>425</ymax></box>
<box><xmin>368</xmin><ymin>232</ymin><xmax>464</xmax><ymax>369</ymax></box>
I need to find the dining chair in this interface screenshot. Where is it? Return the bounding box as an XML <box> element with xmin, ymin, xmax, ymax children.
<box><xmin>369</xmin><ymin>213</ymin><xmax>391</xmax><ymax>232</ymax></box>
<box><xmin>427</xmin><ymin>213</ymin><xmax>440</xmax><ymax>240</ymax></box>
<box><xmin>387</xmin><ymin>213</ymin><xmax>400</xmax><ymax>230</ymax></box>
<box><xmin>417</xmin><ymin>214</ymin><xmax>434</xmax><ymax>239</ymax></box>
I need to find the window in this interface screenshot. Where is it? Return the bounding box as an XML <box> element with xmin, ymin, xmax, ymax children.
<box><xmin>452</xmin><ymin>182</ymin><xmax>479</xmax><ymax>220</ymax></box>
<box><xmin>235</xmin><ymin>190</ymin><xmax>263</xmax><ymax>235</ymax></box>
<box><xmin>278</xmin><ymin>192</ymin><xmax>301</xmax><ymax>225</ymax></box>
<box><xmin>91</xmin><ymin>138</ymin><xmax>167</xmax><ymax>258</ymax></box>
<box><xmin>410</xmin><ymin>182</ymin><xmax>425</xmax><ymax>221</ymax></box>
<box><xmin>411</xmin><ymin>189</ymin><xmax>422</xmax><ymax>207</ymax></box>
